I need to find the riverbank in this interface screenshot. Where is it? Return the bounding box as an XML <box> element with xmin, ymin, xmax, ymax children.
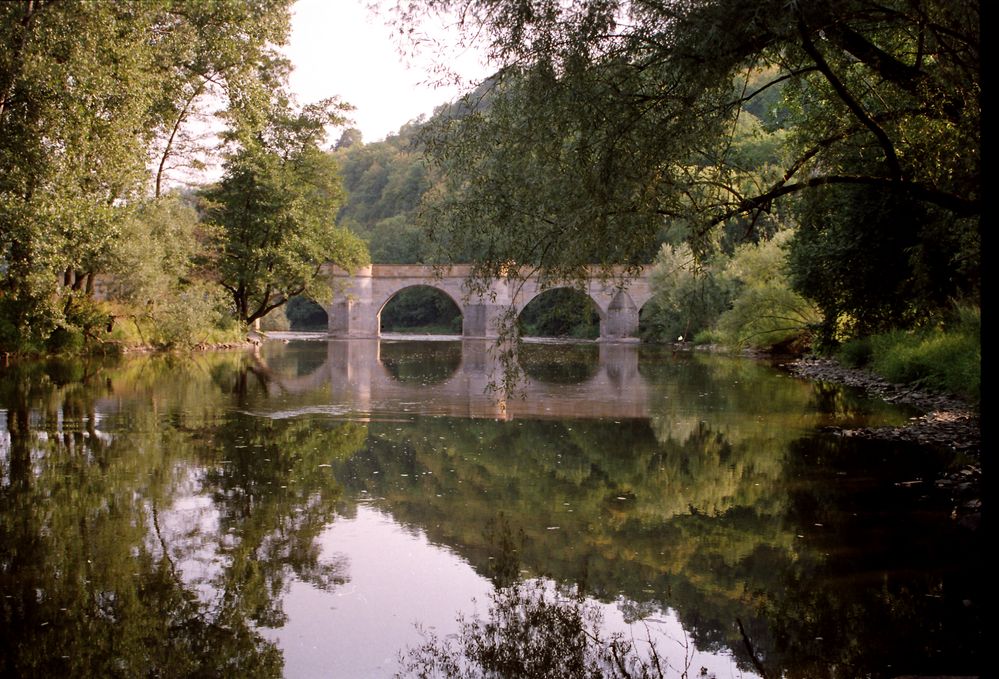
<box><xmin>781</xmin><ymin>354</ymin><xmax>982</xmax><ymax>531</ymax></box>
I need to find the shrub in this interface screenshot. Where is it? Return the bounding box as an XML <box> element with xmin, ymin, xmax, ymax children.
<box><xmin>714</xmin><ymin>231</ymin><xmax>820</xmax><ymax>351</ymax></box>
<box><xmin>45</xmin><ymin>326</ymin><xmax>84</xmax><ymax>353</ymax></box>
<box><xmin>837</xmin><ymin>338</ymin><xmax>873</xmax><ymax>368</ymax></box>
<box><xmin>863</xmin><ymin>304</ymin><xmax>979</xmax><ymax>402</ymax></box>
<box><xmin>641</xmin><ymin>243</ymin><xmax>729</xmax><ymax>342</ymax></box>
<box><xmin>259</xmin><ymin>306</ymin><xmax>291</xmax><ymax>332</ymax></box>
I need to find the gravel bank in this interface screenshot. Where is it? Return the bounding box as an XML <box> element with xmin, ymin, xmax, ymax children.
<box><xmin>782</xmin><ymin>355</ymin><xmax>982</xmax><ymax>530</ymax></box>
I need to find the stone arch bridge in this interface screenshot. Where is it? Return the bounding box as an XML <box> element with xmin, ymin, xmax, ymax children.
<box><xmin>324</xmin><ymin>264</ymin><xmax>653</xmax><ymax>341</ymax></box>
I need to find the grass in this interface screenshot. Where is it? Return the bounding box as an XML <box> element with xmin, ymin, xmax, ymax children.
<box><xmin>836</xmin><ymin>305</ymin><xmax>980</xmax><ymax>404</ymax></box>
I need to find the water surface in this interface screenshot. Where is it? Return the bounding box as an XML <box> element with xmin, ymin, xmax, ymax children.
<box><xmin>0</xmin><ymin>338</ymin><xmax>982</xmax><ymax>678</ymax></box>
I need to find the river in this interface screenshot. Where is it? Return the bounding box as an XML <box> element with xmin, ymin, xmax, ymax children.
<box><xmin>0</xmin><ymin>336</ymin><xmax>983</xmax><ymax>678</ymax></box>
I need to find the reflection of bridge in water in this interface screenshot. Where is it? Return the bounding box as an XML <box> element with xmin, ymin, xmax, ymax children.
<box><xmin>251</xmin><ymin>339</ymin><xmax>653</xmax><ymax>421</ymax></box>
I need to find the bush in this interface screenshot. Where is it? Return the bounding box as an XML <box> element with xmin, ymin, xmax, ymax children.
<box><xmin>44</xmin><ymin>326</ymin><xmax>84</xmax><ymax>353</ymax></box>
<box><xmin>862</xmin><ymin>304</ymin><xmax>979</xmax><ymax>402</ymax></box>
<box><xmin>836</xmin><ymin>337</ymin><xmax>873</xmax><ymax>368</ymax></box>
<box><xmin>259</xmin><ymin>306</ymin><xmax>291</xmax><ymax>332</ymax></box>
<box><xmin>121</xmin><ymin>282</ymin><xmax>240</xmax><ymax>349</ymax></box>
<box><xmin>714</xmin><ymin>231</ymin><xmax>820</xmax><ymax>351</ymax></box>
<box><xmin>692</xmin><ymin>329</ymin><xmax>722</xmax><ymax>345</ymax></box>
<box><xmin>641</xmin><ymin>243</ymin><xmax>730</xmax><ymax>342</ymax></box>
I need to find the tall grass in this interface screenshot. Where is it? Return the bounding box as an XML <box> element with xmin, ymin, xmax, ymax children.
<box><xmin>837</xmin><ymin>305</ymin><xmax>980</xmax><ymax>403</ymax></box>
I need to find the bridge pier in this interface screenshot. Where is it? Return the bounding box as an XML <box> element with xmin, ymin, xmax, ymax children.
<box><xmin>461</xmin><ymin>303</ymin><xmax>509</xmax><ymax>339</ymax></box>
<box><xmin>327</xmin><ymin>266</ymin><xmax>379</xmax><ymax>338</ymax></box>
<box><xmin>599</xmin><ymin>290</ymin><xmax>641</xmax><ymax>342</ymax></box>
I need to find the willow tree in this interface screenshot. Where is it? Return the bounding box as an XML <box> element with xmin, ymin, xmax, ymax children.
<box><xmin>394</xmin><ymin>0</ymin><xmax>979</xmax><ymax>333</ymax></box>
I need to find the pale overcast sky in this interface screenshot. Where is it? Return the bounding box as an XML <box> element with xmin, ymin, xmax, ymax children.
<box><xmin>283</xmin><ymin>0</ymin><xmax>487</xmax><ymax>144</ymax></box>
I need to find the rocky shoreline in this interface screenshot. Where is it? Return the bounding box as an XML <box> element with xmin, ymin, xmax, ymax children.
<box><xmin>781</xmin><ymin>355</ymin><xmax>982</xmax><ymax>531</ymax></box>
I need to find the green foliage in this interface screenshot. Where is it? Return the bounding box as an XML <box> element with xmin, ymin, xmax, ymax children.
<box><xmin>0</xmin><ymin>1</ymin><xmax>161</xmax><ymax>349</ymax></box>
<box><xmin>787</xmin><ymin>184</ymin><xmax>979</xmax><ymax>342</ymax></box>
<box><xmin>202</xmin><ymin>98</ymin><xmax>369</xmax><ymax>325</ymax></box>
<box><xmin>367</xmin><ymin>215</ymin><xmax>429</xmax><ymax>264</ymax></box>
<box><xmin>863</xmin><ymin>305</ymin><xmax>980</xmax><ymax>402</ymax></box>
<box><xmin>518</xmin><ymin>289</ymin><xmax>600</xmax><ymax>339</ymax></box>
<box><xmin>0</xmin><ymin>0</ymin><xmax>298</xmax><ymax>353</ymax></box>
<box><xmin>283</xmin><ymin>295</ymin><xmax>328</xmax><ymax>331</ymax></box>
<box><xmin>643</xmin><ymin>230</ymin><xmax>819</xmax><ymax>351</ymax></box>
<box><xmin>0</xmin><ymin>351</ymin><xmax>370</xmax><ymax>677</ymax></box>
<box><xmin>641</xmin><ymin>243</ymin><xmax>730</xmax><ymax>343</ymax></box>
<box><xmin>333</xmin><ymin>124</ymin><xmax>433</xmax><ymax>264</ymax></box>
<box><xmin>837</xmin><ymin>337</ymin><xmax>873</xmax><ymax>369</ymax></box>
<box><xmin>715</xmin><ymin>230</ymin><xmax>820</xmax><ymax>351</ymax></box>
<box><xmin>104</xmin><ymin>193</ymin><xmax>238</xmax><ymax>348</ymax></box>
<box><xmin>259</xmin><ymin>305</ymin><xmax>291</xmax><ymax>331</ymax></box>
<box><xmin>393</xmin><ymin>0</ymin><xmax>979</xmax><ymax>344</ymax></box>
<box><xmin>154</xmin><ymin>283</ymin><xmax>240</xmax><ymax>348</ymax></box>
<box><xmin>381</xmin><ymin>287</ymin><xmax>462</xmax><ymax>334</ymax></box>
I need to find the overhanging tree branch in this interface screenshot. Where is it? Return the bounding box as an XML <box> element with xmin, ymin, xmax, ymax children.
<box><xmin>707</xmin><ymin>174</ymin><xmax>979</xmax><ymax>227</ymax></box>
<box><xmin>796</xmin><ymin>13</ymin><xmax>903</xmax><ymax>179</ymax></box>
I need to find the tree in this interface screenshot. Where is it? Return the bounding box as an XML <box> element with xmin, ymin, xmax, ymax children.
<box><xmin>106</xmin><ymin>192</ymin><xmax>236</xmax><ymax>347</ymax></box>
<box><xmin>333</xmin><ymin>127</ymin><xmax>433</xmax><ymax>264</ymax></box>
<box><xmin>1</xmin><ymin>1</ymin><xmax>164</xmax><ymax>349</ymax></box>
<box><xmin>334</xmin><ymin>127</ymin><xmax>364</xmax><ymax>150</ymax></box>
<box><xmin>0</xmin><ymin>0</ymin><xmax>299</xmax><ymax>351</ymax></box>
<box><xmin>147</xmin><ymin>0</ymin><xmax>295</xmax><ymax>198</ymax></box>
<box><xmin>642</xmin><ymin>243</ymin><xmax>731</xmax><ymax>343</ymax></box>
<box><xmin>393</xmin><ymin>0</ymin><xmax>979</xmax><ymax>330</ymax></box>
<box><xmin>202</xmin><ymin>99</ymin><xmax>369</xmax><ymax>326</ymax></box>
<box><xmin>715</xmin><ymin>229</ymin><xmax>821</xmax><ymax>350</ymax></box>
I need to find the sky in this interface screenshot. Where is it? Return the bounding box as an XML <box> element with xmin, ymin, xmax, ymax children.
<box><xmin>283</xmin><ymin>0</ymin><xmax>488</xmax><ymax>144</ymax></box>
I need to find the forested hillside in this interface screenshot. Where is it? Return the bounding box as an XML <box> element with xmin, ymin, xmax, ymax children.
<box><xmin>332</xmin><ymin>122</ymin><xmax>432</xmax><ymax>264</ymax></box>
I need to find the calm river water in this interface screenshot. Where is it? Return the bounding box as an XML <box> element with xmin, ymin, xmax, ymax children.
<box><xmin>0</xmin><ymin>336</ymin><xmax>983</xmax><ymax>678</ymax></box>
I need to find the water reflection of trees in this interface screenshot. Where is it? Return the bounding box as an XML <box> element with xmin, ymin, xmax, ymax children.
<box><xmin>1</xmin><ymin>349</ymin><xmax>981</xmax><ymax>678</ymax></box>
<box><xmin>335</xmin><ymin>415</ymin><xmax>789</xmax><ymax>674</ymax></box>
<box><xmin>518</xmin><ymin>343</ymin><xmax>599</xmax><ymax>384</ymax></box>
<box><xmin>379</xmin><ymin>340</ymin><xmax>463</xmax><ymax>385</ymax></box>
<box><xmin>333</xmin><ymin>371</ymin><xmax>980</xmax><ymax>677</ymax></box>
<box><xmin>399</xmin><ymin>579</ymin><xmax>681</xmax><ymax>679</ymax></box>
<box><xmin>0</xmin><ymin>356</ymin><xmax>367</xmax><ymax>677</ymax></box>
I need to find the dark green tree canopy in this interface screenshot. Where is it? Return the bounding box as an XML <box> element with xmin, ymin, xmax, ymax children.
<box><xmin>0</xmin><ymin>0</ymin><xmax>300</xmax><ymax>349</ymax></box>
<box><xmin>394</xmin><ymin>0</ymin><xmax>979</xmax><ymax>290</ymax></box>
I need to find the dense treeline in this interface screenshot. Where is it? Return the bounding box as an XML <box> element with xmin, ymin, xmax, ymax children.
<box><xmin>1</xmin><ymin>0</ymin><xmax>366</xmax><ymax>353</ymax></box>
<box><xmin>0</xmin><ymin>1</ymin><xmax>980</xmax><ymax>400</ymax></box>
<box><xmin>394</xmin><ymin>0</ymin><xmax>979</xmax><ymax>328</ymax></box>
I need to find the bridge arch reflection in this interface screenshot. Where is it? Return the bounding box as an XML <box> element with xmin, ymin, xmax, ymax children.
<box><xmin>249</xmin><ymin>339</ymin><xmax>651</xmax><ymax>420</ymax></box>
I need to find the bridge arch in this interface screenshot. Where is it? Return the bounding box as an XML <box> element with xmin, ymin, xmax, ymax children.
<box><xmin>325</xmin><ymin>264</ymin><xmax>652</xmax><ymax>342</ymax></box>
<box><xmin>373</xmin><ymin>283</ymin><xmax>463</xmax><ymax>320</ymax></box>
<box><xmin>515</xmin><ymin>287</ymin><xmax>604</xmax><ymax>340</ymax></box>
<box><xmin>375</xmin><ymin>284</ymin><xmax>463</xmax><ymax>336</ymax></box>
